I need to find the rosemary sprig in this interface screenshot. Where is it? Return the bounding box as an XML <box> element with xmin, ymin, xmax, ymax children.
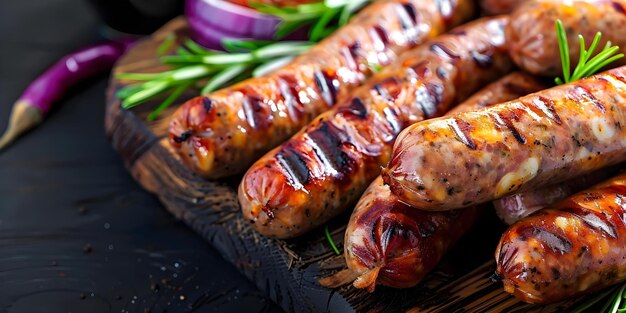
<box><xmin>252</xmin><ymin>0</ymin><xmax>369</xmax><ymax>39</ymax></box>
<box><xmin>117</xmin><ymin>0</ymin><xmax>370</xmax><ymax>120</ymax></box>
<box><xmin>116</xmin><ymin>40</ymin><xmax>313</xmax><ymax>110</ymax></box>
<box><xmin>325</xmin><ymin>225</ymin><xmax>341</xmax><ymax>255</ymax></box>
<box><xmin>555</xmin><ymin>19</ymin><xmax>624</xmax><ymax>85</ymax></box>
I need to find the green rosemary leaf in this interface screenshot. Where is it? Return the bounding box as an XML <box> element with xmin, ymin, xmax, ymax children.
<box><xmin>184</xmin><ymin>39</ymin><xmax>214</xmax><ymax>55</ymax></box>
<box><xmin>253</xmin><ymin>41</ymin><xmax>312</xmax><ymax>59</ymax></box>
<box><xmin>147</xmin><ymin>83</ymin><xmax>191</xmax><ymax>122</ymax></box>
<box><xmin>274</xmin><ymin>19</ymin><xmax>311</xmax><ymax>39</ymax></box>
<box><xmin>252</xmin><ymin>55</ymin><xmax>294</xmax><ymax>77</ymax></box>
<box><xmin>116</xmin><ymin>84</ymin><xmax>146</xmax><ymax>99</ymax></box>
<box><xmin>555</xmin><ymin>20</ymin><xmax>570</xmax><ymax>84</ymax></box>
<box><xmin>324</xmin><ymin>226</ymin><xmax>340</xmax><ymax>255</ymax></box>
<box><xmin>201</xmin><ymin>53</ymin><xmax>255</xmax><ymax>64</ymax></box>
<box><xmin>121</xmin><ymin>80</ymin><xmax>171</xmax><ymax>109</ymax></box>
<box><xmin>201</xmin><ymin>64</ymin><xmax>249</xmax><ymax>94</ymax></box>
<box><xmin>221</xmin><ymin>39</ymin><xmax>274</xmax><ymax>52</ymax></box>
<box><xmin>170</xmin><ymin>65</ymin><xmax>213</xmax><ymax>81</ymax></box>
<box><xmin>115</xmin><ymin>72</ymin><xmax>167</xmax><ymax>81</ymax></box>
<box><xmin>157</xmin><ymin>34</ymin><xmax>176</xmax><ymax>56</ymax></box>
<box><xmin>555</xmin><ymin>20</ymin><xmax>623</xmax><ymax>85</ymax></box>
<box><xmin>309</xmin><ymin>7</ymin><xmax>341</xmax><ymax>42</ymax></box>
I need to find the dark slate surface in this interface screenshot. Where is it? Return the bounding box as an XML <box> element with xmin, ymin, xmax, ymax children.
<box><xmin>0</xmin><ymin>1</ymin><xmax>282</xmax><ymax>312</ymax></box>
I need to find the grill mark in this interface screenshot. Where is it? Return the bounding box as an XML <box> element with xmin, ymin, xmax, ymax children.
<box><xmin>611</xmin><ymin>71</ymin><xmax>626</xmax><ymax>85</ymax></box>
<box><xmin>339</xmin><ymin>97</ymin><xmax>368</xmax><ymax>119</ymax></box>
<box><xmin>530</xmin><ymin>96</ymin><xmax>562</xmax><ymax>124</ymax></box>
<box><xmin>341</xmin><ymin>46</ymin><xmax>359</xmax><ymax>71</ymax></box>
<box><xmin>370</xmin><ymin>25</ymin><xmax>390</xmax><ymax>51</ymax></box>
<box><xmin>519</xmin><ymin>226</ymin><xmax>572</xmax><ymax>254</ymax></box>
<box><xmin>383</xmin><ymin>107</ymin><xmax>402</xmax><ymax>135</ymax></box>
<box><xmin>613</xmin><ymin>1</ymin><xmax>626</xmax><ymax>14</ymax></box>
<box><xmin>560</xmin><ymin>206</ymin><xmax>618</xmax><ymax>239</ymax></box>
<box><xmin>430</xmin><ymin>43</ymin><xmax>461</xmax><ymax>61</ymax></box>
<box><xmin>276</xmin><ymin>146</ymin><xmax>311</xmax><ymax>188</ymax></box>
<box><xmin>242</xmin><ymin>93</ymin><xmax>272</xmax><ymax>129</ymax></box>
<box><xmin>470</xmin><ymin>50</ymin><xmax>493</xmax><ymax>68</ymax></box>
<box><xmin>307</xmin><ymin>122</ymin><xmax>351</xmax><ymax>175</ymax></box>
<box><xmin>173</xmin><ymin>130</ymin><xmax>193</xmax><ymax>143</ymax></box>
<box><xmin>450</xmin><ymin>118</ymin><xmax>476</xmax><ymax>149</ymax></box>
<box><xmin>372</xmin><ymin>77</ymin><xmax>402</xmax><ymax>102</ymax></box>
<box><xmin>492</xmin><ymin>112</ymin><xmax>526</xmax><ymax>144</ymax></box>
<box><xmin>409</xmin><ymin>61</ymin><xmax>432</xmax><ymax>78</ymax></box>
<box><xmin>314</xmin><ymin>70</ymin><xmax>339</xmax><ymax>106</ymax></box>
<box><xmin>570</xmin><ymin>85</ymin><xmax>605</xmax><ymax>113</ymax></box>
<box><xmin>202</xmin><ymin>97</ymin><xmax>213</xmax><ymax>111</ymax></box>
<box><xmin>414</xmin><ymin>83</ymin><xmax>441</xmax><ymax>118</ymax></box>
<box><xmin>396</xmin><ymin>3</ymin><xmax>418</xmax><ymax>30</ymax></box>
<box><xmin>436</xmin><ymin>66</ymin><xmax>449</xmax><ymax>80</ymax></box>
<box><xmin>277</xmin><ymin>75</ymin><xmax>303</xmax><ymax>120</ymax></box>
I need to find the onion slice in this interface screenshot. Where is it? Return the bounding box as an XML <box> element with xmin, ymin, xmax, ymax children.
<box><xmin>185</xmin><ymin>0</ymin><xmax>281</xmax><ymax>39</ymax></box>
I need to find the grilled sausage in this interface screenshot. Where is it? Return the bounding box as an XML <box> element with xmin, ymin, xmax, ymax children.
<box><xmin>383</xmin><ymin>66</ymin><xmax>626</xmax><ymax>211</ymax></box>
<box><xmin>345</xmin><ymin>177</ymin><xmax>480</xmax><ymax>292</ymax></box>
<box><xmin>345</xmin><ymin>72</ymin><xmax>545</xmax><ymax>291</ymax></box>
<box><xmin>479</xmin><ymin>0</ymin><xmax>527</xmax><ymax>15</ymax></box>
<box><xmin>494</xmin><ymin>167</ymin><xmax>619</xmax><ymax>224</ymax></box>
<box><xmin>239</xmin><ymin>16</ymin><xmax>513</xmax><ymax>239</ymax></box>
<box><xmin>495</xmin><ymin>171</ymin><xmax>626</xmax><ymax>304</ymax></box>
<box><xmin>507</xmin><ymin>0</ymin><xmax>626</xmax><ymax>77</ymax></box>
<box><xmin>169</xmin><ymin>0</ymin><xmax>476</xmax><ymax>179</ymax></box>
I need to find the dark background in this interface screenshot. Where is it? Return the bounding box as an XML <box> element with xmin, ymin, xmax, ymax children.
<box><xmin>0</xmin><ymin>1</ymin><xmax>282</xmax><ymax>312</ymax></box>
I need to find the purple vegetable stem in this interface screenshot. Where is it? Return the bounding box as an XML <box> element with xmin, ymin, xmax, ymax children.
<box><xmin>19</xmin><ymin>38</ymin><xmax>137</xmax><ymax>115</ymax></box>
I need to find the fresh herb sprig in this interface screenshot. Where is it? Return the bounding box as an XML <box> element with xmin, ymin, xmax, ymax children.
<box><xmin>117</xmin><ymin>0</ymin><xmax>370</xmax><ymax>121</ymax></box>
<box><xmin>555</xmin><ymin>19</ymin><xmax>624</xmax><ymax>85</ymax></box>
<box><xmin>325</xmin><ymin>225</ymin><xmax>341</xmax><ymax>255</ymax></box>
<box><xmin>571</xmin><ymin>283</ymin><xmax>626</xmax><ymax>313</ymax></box>
<box><xmin>252</xmin><ymin>0</ymin><xmax>370</xmax><ymax>41</ymax></box>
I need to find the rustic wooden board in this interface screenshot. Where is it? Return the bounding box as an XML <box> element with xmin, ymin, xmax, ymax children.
<box><xmin>104</xmin><ymin>17</ymin><xmax>589</xmax><ymax>313</ymax></box>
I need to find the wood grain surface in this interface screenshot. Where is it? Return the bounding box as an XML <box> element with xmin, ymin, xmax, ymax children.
<box><xmin>104</xmin><ymin>17</ymin><xmax>589</xmax><ymax>313</ymax></box>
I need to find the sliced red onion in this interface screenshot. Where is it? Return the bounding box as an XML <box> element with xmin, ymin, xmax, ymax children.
<box><xmin>185</xmin><ymin>0</ymin><xmax>281</xmax><ymax>39</ymax></box>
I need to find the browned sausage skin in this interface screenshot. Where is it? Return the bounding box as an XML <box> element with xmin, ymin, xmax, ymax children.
<box><xmin>479</xmin><ymin>0</ymin><xmax>527</xmax><ymax>15</ymax></box>
<box><xmin>383</xmin><ymin>67</ymin><xmax>626</xmax><ymax>211</ymax></box>
<box><xmin>169</xmin><ymin>0</ymin><xmax>476</xmax><ymax>179</ymax></box>
<box><xmin>496</xmin><ymin>172</ymin><xmax>626</xmax><ymax>304</ymax></box>
<box><xmin>494</xmin><ymin>167</ymin><xmax>619</xmax><ymax>224</ymax></box>
<box><xmin>345</xmin><ymin>177</ymin><xmax>481</xmax><ymax>291</ymax></box>
<box><xmin>507</xmin><ymin>0</ymin><xmax>626</xmax><ymax>77</ymax></box>
<box><xmin>239</xmin><ymin>16</ymin><xmax>513</xmax><ymax>239</ymax></box>
<box><xmin>345</xmin><ymin>72</ymin><xmax>546</xmax><ymax>292</ymax></box>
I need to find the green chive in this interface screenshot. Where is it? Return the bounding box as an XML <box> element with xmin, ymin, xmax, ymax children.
<box><xmin>252</xmin><ymin>56</ymin><xmax>294</xmax><ymax>77</ymax></box>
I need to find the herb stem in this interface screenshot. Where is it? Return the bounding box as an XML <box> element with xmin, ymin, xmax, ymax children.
<box><xmin>325</xmin><ymin>226</ymin><xmax>341</xmax><ymax>255</ymax></box>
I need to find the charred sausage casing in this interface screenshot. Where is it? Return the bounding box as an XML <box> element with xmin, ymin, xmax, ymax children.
<box><xmin>507</xmin><ymin>0</ymin><xmax>626</xmax><ymax>76</ymax></box>
<box><xmin>496</xmin><ymin>171</ymin><xmax>626</xmax><ymax>304</ymax></box>
<box><xmin>383</xmin><ymin>67</ymin><xmax>626</xmax><ymax>211</ymax></box>
<box><xmin>169</xmin><ymin>0</ymin><xmax>476</xmax><ymax>179</ymax></box>
<box><xmin>345</xmin><ymin>72</ymin><xmax>545</xmax><ymax>291</ymax></box>
<box><xmin>494</xmin><ymin>167</ymin><xmax>619</xmax><ymax>224</ymax></box>
<box><xmin>239</xmin><ymin>16</ymin><xmax>513</xmax><ymax>239</ymax></box>
<box><xmin>479</xmin><ymin>0</ymin><xmax>527</xmax><ymax>15</ymax></box>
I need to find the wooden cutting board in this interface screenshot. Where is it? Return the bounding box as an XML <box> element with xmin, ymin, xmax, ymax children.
<box><xmin>104</xmin><ymin>17</ymin><xmax>586</xmax><ymax>313</ymax></box>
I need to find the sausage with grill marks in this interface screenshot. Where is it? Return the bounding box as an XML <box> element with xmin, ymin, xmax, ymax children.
<box><xmin>479</xmin><ymin>0</ymin><xmax>527</xmax><ymax>15</ymax></box>
<box><xmin>169</xmin><ymin>0</ymin><xmax>476</xmax><ymax>179</ymax></box>
<box><xmin>344</xmin><ymin>72</ymin><xmax>546</xmax><ymax>291</ymax></box>
<box><xmin>383</xmin><ymin>67</ymin><xmax>626</xmax><ymax>211</ymax></box>
<box><xmin>507</xmin><ymin>0</ymin><xmax>626</xmax><ymax>77</ymax></box>
<box><xmin>494</xmin><ymin>166</ymin><xmax>620</xmax><ymax>224</ymax></box>
<box><xmin>238</xmin><ymin>16</ymin><xmax>514</xmax><ymax>239</ymax></box>
<box><xmin>496</xmin><ymin>171</ymin><xmax>626</xmax><ymax>304</ymax></box>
